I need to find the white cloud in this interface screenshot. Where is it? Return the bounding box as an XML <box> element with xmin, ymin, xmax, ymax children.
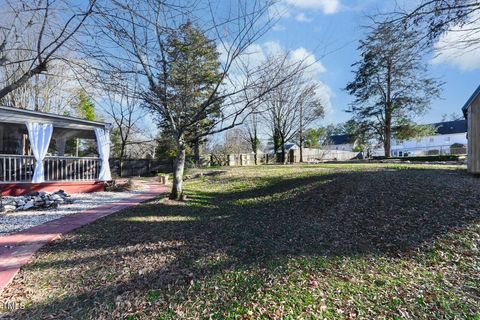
<box><xmin>285</xmin><ymin>0</ymin><xmax>340</xmax><ymax>15</ymax></box>
<box><xmin>264</xmin><ymin>41</ymin><xmax>284</xmax><ymax>56</ymax></box>
<box><xmin>290</xmin><ymin>47</ymin><xmax>326</xmax><ymax>76</ymax></box>
<box><xmin>431</xmin><ymin>13</ymin><xmax>480</xmax><ymax>71</ymax></box>
<box><xmin>295</xmin><ymin>12</ymin><xmax>313</xmax><ymax>23</ymax></box>
<box><xmin>272</xmin><ymin>24</ymin><xmax>286</xmax><ymax>31</ymax></box>
<box><xmin>315</xmin><ymin>80</ymin><xmax>334</xmax><ymax>114</ymax></box>
<box><xmin>218</xmin><ymin>41</ymin><xmax>332</xmax><ymax>113</ymax></box>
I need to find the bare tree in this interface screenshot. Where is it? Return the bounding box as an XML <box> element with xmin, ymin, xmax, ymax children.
<box><xmin>298</xmin><ymin>93</ymin><xmax>324</xmax><ymax>162</ymax></box>
<box><xmin>242</xmin><ymin>111</ymin><xmax>262</xmax><ymax>164</ymax></box>
<box><xmin>0</xmin><ymin>0</ymin><xmax>96</xmax><ymax>101</ymax></box>
<box><xmin>101</xmin><ymin>80</ymin><xmax>144</xmax><ymax>162</ymax></box>
<box><xmin>389</xmin><ymin>1</ymin><xmax>480</xmax><ymax>50</ymax></box>
<box><xmin>90</xmin><ymin>0</ymin><xmax>300</xmax><ymax>199</ymax></box>
<box><xmin>263</xmin><ymin>57</ymin><xmax>325</xmax><ymax>163</ymax></box>
<box><xmin>2</xmin><ymin>57</ymin><xmax>82</xmax><ymax>112</ymax></box>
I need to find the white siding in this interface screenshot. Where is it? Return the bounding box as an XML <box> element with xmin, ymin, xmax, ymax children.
<box><xmin>390</xmin><ymin>132</ymin><xmax>467</xmax><ymax>156</ymax></box>
<box><xmin>324</xmin><ymin>143</ymin><xmax>354</xmax><ymax>151</ymax></box>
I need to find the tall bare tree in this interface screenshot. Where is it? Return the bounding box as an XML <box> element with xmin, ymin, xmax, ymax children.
<box><xmin>263</xmin><ymin>57</ymin><xmax>325</xmax><ymax>163</ymax></box>
<box><xmin>102</xmin><ymin>80</ymin><xmax>145</xmax><ymax>175</ymax></box>
<box><xmin>0</xmin><ymin>0</ymin><xmax>96</xmax><ymax>101</ymax></box>
<box><xmin>243</xmin><ymin>111</ymin><xmax>262</xmax><ymax>164</ymax></box>
<box><xmin>90</xmin><ymin>0</ymin><xmax>300</xmax><ymax>199</ymax></box>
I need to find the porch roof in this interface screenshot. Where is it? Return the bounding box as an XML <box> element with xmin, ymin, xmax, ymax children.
<box><xmin>0</xmin><ymin>106</ymin><xmax>110</xmax><ymax>139</ymax></box>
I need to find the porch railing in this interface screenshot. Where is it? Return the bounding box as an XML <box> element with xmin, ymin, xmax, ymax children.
<box><xmin>0</xmin><ymin>155</ymin><xmax>100</xmax><ymax>183</ymax></box>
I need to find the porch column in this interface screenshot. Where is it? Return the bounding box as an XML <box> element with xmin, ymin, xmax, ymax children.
<box><xmin>0</xmin><ymin>125</ymin><xmax>3</xmax><ymax>152</ymax></box>
<box><xmin>95</xmin><ymin>127</ymin><xmax>112</xmax><ymax>181</ymax></box>
<box><xmin>26</xmin><ymin>122</ymin><xmax>53</xmax><ymax>183</ymax></box>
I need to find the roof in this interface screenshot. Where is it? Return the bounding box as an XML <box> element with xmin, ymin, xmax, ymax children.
<box><xmin>433</xmin><ymin>119</ymin><xmax>466</xmax><ymax>135</ymax></box>
<box><xmin>0</xmin><ymin>106</ymin><xmax>109</xmax><ymax>128</ymax></box>
<box><xmin>284</xmin><ymin>142</ymin><xmax>298</xmax><ymax>150</ymax></box>
<box><xmin>328</xmin><ymin>134</ymin><xmax>354</xmax><ymax>145</ymax></box>
<box><xmin>462</xmin><ymin>84</ymin><xmax>480</xmax><ymax>115</ymax></box>
<box><xmin>264</xmin><ymin>141</ymin><xmax>298</xmax><ymax>152</ymax></box>
<box><xmin>0</xmin><ymin>106</ymin><xmax>111</xmax><ymax>139</ymax></box>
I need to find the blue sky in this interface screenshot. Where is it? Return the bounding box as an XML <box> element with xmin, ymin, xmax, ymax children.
<box><xmin>257</xmin><ymin>0</ymin><xmax>480</xmax><ymax>125</ymax></box>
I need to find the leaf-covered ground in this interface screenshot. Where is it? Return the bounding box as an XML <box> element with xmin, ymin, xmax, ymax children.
<box><xmin>0</xmin><ymin>164</ymin><xmax>479</xmax><ymax>319</ymax></box>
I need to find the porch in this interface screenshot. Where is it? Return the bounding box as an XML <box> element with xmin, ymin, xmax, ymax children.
<box><xmin>0</xmin><ymin>106</ymin><xmax>111</xmax><ymax>195</ymax></box>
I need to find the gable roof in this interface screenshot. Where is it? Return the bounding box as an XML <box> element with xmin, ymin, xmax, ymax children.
<box><xmin>328</xmin><ymin>134</ymin><xmax>354</xmax><ymax>145</ymax></box>
<box><xmin>462</xmin><ymin>84</ymin><xmax>480</xmax><ymax>116</ymax></box>
<box><xmin>433</xmin><ymin>119</ymin><xmax>466</xmax><ymax>135</ymax></box>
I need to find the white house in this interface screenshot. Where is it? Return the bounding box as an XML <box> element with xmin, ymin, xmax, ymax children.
<box><xmin>390</xmin><ymin>120</ymin><xmax>467</xmax><ymax>157</ymax></box>
<box><xmin>324</xmin><ymin>134</ymin><xmax>357</xmax><ymax>151</ymax></box>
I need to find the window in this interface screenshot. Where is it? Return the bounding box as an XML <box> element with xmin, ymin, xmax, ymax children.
<box><xmin>445</xmin><ymin>136</ymin><xmax>451</xmax><ymax>142</ymax></box>
<box><xmin>429</xmin><ymin>137</ymin><xmax>434</xmax><ymax>143</ymax></box>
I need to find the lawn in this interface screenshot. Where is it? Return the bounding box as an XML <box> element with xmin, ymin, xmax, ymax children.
<box><xmin>1</xmin><ymin>164</ymin><xmax>479</xmax><ymax>319</ymax></box>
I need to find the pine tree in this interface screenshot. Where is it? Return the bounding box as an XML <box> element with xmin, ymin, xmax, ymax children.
<box><xmin>76</xmin><ymin>90</ymin><xmax>96</xmax><ymax>121</ymax></box>
<box><xmin>346</xmin><ymin>22</ymin><xmax>442</xmax><ymax>157</ymax></box>
<box><xmin>146</xmin><ymin>21</ymin><xmax>222</xmax><ymax>199</ymax></box>
<box><xmin>73</xmin><ymin>90</ymin><xmax>97</xmax><ymax>156</ymax></box>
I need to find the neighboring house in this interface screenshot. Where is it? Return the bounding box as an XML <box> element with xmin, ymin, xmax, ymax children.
<box><xmin>324</xmin><ymin>134</ymin><xmax>357</xmax><ymax>151</ymax></box>
<box><xmin>390</xmin><ymin>119</ymin><xmax>467</xmax><ymax>157</ymax></box>
<box><xmin>463</xmin><ymin>84</ymin><xmax>480</xmax><ymax>174</ymax></box>
<box><xmin>263</xmin><ymin>142</ymin><xmax>298</xmax><ymax>154</ymax></box>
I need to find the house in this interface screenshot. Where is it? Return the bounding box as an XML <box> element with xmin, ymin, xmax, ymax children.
<box><xmin>263</xmin><ymin>142</ymin><xmax>298</xmax><ymax>153</ymax></box>
<box><xmin>462</xmin><ymin>84</ymin><xmax>480</xmax><ymax>173</ymax></box>
<box><xmin>390</xmin><ymin>120</ymin><xmax>467</xmax><ymax>157</ymax></box>
<box><xmin>0</xmin><ymin>106</ymin><xmax>112</xmax><ymax>196</ymax></box>
<box><xmin>324</xmin><ymin>134</ymin><xmax>357</xmax><ymax>151</ymax></box>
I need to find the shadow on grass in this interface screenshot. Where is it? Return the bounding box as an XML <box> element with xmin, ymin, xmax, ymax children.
<box><xmin>4</xmin><ymin>167</ymin><xmax>480</xmax><ymax>318</ymax></box>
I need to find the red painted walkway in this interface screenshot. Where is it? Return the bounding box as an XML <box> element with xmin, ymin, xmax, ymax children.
<box><xmin>0</xmin><ymin>182</ymin><xmax>167</xmax><ymax>293</ymax></box>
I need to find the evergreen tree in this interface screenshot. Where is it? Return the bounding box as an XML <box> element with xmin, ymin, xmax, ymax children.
<box><xmin>73</xmin><ymin>90</ymin><xmax>98</xmax><ymax>156</ymax></box>
<box><xmin>76</xmin><ymin>90</ymin><xmax>96</xmax><ymax>121</ymax></box>
<box><xmin>346</xmin><ymin>22</ymin><xmax>442</xmax><ymax>157</ymax></box>
<box><xmin>146</xmin><ymin>21</ymin><xmax>222</xmax><ymax>199</ymax></box>
<box><xmin>304</xmin><ymin>128</ymin><xmax>327</xmax><ymax>148</ymax></box>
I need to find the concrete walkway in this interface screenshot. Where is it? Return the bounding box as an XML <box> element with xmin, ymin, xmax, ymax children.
<box><xmin>0</xmin><ymin>182</ymin><xmax>167</xmax><ymax>292</ymax></box>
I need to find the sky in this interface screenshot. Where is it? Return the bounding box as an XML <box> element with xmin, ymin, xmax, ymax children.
<box><xmin>254</xmin><ymin>0</ymin><xmax>480</xmax><ymax>126</ymax></box>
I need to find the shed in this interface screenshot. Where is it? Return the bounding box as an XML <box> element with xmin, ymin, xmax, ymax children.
<box><xmin>462</xmin><ymin>85</ymin><xmax>480</xmax><ymax>174</ymax></box>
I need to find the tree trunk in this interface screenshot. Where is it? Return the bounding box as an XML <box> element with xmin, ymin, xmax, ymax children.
<box><xmin>170</xmin><ymin>144</ymin><xmax>186</xmax><ymax>200</ymax></box>
<box><xmin>119</xmin><ymin>141</ymin><xmax>126</xmax><ymax>177</ymax></box>
<box><xmin>299</xmin><ymin>103</ymin><xmax>304</xmax><ymax>162</ymax></box>
<box><xmin>251</xmin><ymin>137</ymin><xmax>258</xmax><ymax>165</ymax></box>
<box><xmin>384</xmin><ymin>114</ymin><xmax>392</xmax><ymax>157</ymax></box>
<box><xmin>193</xmin><ymin>139</ymin><xmax>200</xmax><ymax>166</ymax></box>
<box><xmin>299</xmin><ymin>130</ymin><xmax>304</xmax><ymax>163</ymax></box>
<box><xmin>281</xmin><ymin>136</ymin><xmax>286</xmax><ymax>164</ymax></box>
<box><xmin>385</xmin><ymin>59</ymin><xmax>392</xmax><ymax>158</ymax></box>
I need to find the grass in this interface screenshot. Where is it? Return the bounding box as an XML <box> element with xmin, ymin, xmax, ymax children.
<box><xmin>0</xmin><ymin>163</ymin><xmax>479</xmax><ymax>319</ymax></box>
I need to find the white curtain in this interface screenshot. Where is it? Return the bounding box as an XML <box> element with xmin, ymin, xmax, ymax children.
<box><xmin>26</xmin><ymin>122</ymin><xmax>53</xmax><ymax>183</ymax></box>
<box><xmin>95</xmin><ymin>127</ymin><xmax>112</xmax><ymax>181</ymax></box>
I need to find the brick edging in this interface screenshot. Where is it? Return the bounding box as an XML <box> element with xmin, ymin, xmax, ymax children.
<box><xmin>0</xmin><ymin>183</ymin><xmax>167</xmax><ymax>293</ymax></box>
